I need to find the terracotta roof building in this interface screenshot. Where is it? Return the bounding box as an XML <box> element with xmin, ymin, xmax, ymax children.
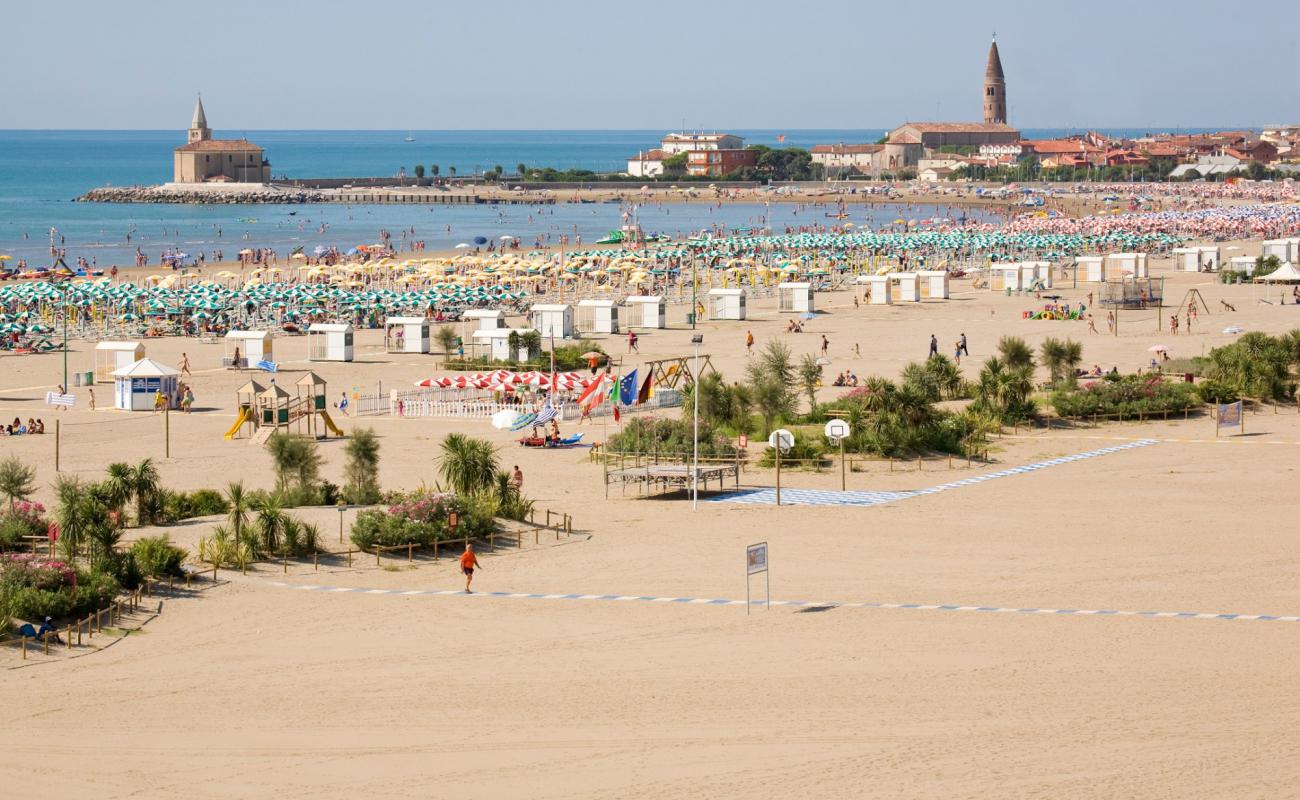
<box><xmin>888</xmin><ymin>122</ymin><xmax>1021</xmax><ymax>149</ymax></box>
<box><xmin>172</xmin><ymin>96</ymin><xmax>271</xmax><ymax>184</ymax></box>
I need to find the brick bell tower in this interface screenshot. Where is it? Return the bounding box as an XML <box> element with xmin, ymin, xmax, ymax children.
<box><xmin>983</xmin><ymin>36</ymin><xmax>1007</xmax><ymax>125</ymax></box>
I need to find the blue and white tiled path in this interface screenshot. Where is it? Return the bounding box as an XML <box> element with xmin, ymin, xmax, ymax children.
<box><xmin>707</xmin><ymin>439</ymin><xmax>1160</xmax><ymax>508</ymax></box>
<box><xmin>262</xmin><ymin>581</ymin><xmax>1300</xmax><ymax>624</ymax></box>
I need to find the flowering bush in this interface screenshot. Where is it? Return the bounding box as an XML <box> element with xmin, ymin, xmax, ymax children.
<box><xmin>0</xmin><ymin>552</ymin><xmax>74</xmax><ymax>591</ymax></box>
<box><xmin>351</xmin><ymin>489</ymin><xmax>492</xmax><ymax>550</ymax></box>
<box><xmin>1051</xmin><ymin>375</ymin><xmax>1201</xmax><ymax>419</ymax></box>
<box><xmin>0</xmin><ymin>501</ymin><xmax>49</xmax><ymax>549</ymax></box>
<box><xmin>0</xmin><ymin>555</ymin><xmax>118</xmax><ymax>622</ymax></box>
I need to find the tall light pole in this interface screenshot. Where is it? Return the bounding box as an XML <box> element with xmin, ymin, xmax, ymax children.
<box><xmin>691</xmin><ymin>334</ymin><xmax>703</xmax><ymax>510</ymax></box>
<box><xmin>53</xmin><ymin>277</ymin><xmax>70</xmax><ymax>392</ymax></box>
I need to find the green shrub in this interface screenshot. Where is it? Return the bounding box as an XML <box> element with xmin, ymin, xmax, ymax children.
<box><xmin>756</xmin><ymin>431</ymin><xmax>829</xmax><ymax>468</ymax></box>
<box><xmin>606</xmin><ymin>416</ymin><xmax>738</xmax><ymax>460</ymax></box>
<box><xmin>9</xmin><ymin>586</ymin><xmax>73</xmax><ymax>621</ymax></box>
<box><xmin>130</xmin><ymin>535</ymin><xmax>188</xmax><ymax>578</ymax></box>
<box><xmin>350</xmin><ymin>491</ymin><xmax>492</xmax><ymax>551</ymax></box>
<box><xmin>1050</xmin><ymin>375</ymin><xmax>1201</xmax><ymax>419</ymax></box>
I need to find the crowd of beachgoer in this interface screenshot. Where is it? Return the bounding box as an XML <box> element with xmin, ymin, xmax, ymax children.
<box><xmin>2</xmin><ymin>416</ymin><xmax>45</xmax><ymax>436</ymax></box>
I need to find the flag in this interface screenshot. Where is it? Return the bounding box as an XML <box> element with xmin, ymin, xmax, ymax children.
<box><xmin>618</xmin><ymin>369</ymin><xmax>638</xmax><ymax>406</ymax></box>
<box><xmin>636</xmin><ymin>371</ymin><xmax>654</xmax><ymax>405</ymax></box>
<box><xmin>613</xmin><ymin>406</ymin><xmax>621</xmax><ymax>423</ymax></box>
<box><xmin>577</xmin><ymin>373</ymin><xmax>610</xmax><ymax>410</ymax></box>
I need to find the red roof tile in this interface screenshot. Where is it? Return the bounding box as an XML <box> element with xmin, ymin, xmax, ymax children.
<box><xmin>174</xmin><ymin>139</ymin><xmax>264</xmax><ymax>153</ymax></box>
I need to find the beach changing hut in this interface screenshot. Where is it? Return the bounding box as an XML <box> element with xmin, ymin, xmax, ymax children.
<box><xmin>472</xmin><ymin>328</ymin><xmax>532</xmax><ymax>362</ymax></box>
<box><xmin>1107</xmin><ymin>252</ymin><xmax>1148</xmax><ymax>278</ymax></box>
<box><xmin>111</xmin><ymin>358</ymin><xmax>178</xmax><ymax>411</ymax></box>
<box><xmin>1262</xmin><ymin>239</ymin><xmax>1294</xmax><ymax>263</ymax></box>
<box><xmin>917</xmin><ymin>270</ymin><xmax>950</xmax><ymax>299</ymax></box>
<box><xmin>708</xmin><ymin>288</ymin><xmax>746</xmax><ymax>320</ymax></box>
<box><xmin>777</xmin><ymin>282</ymin><xmax>815</xmax><ymax>313</ymax></box>
<box><xmin>890</xmin><ymin>272</ymin><xmax>920</xmax><ymax>302</ymax></box>
<box><xmin>224</xmin><ymin>330</ymin><xmax>273</xmax><ymax>368</ymax></box>
<box><xmin>1227</xmin><ymin>256</ymin><xmax>1257</xmax><ymax>276</ymax></box>
<box><xmin>577</xmin><ymin>299</ymin><xmax>620</xmax><ymax>334</ymax></box>
<box><xmin>990</xmin><ymin>265</ymin><xmax>1023</xmax><ymax>291</ymax></box>
<box><xmin>857</xmin><ymin>274</ymin><xmax>891</xmax><ymax>304</ymax></box>
<box><xmin>384</xmin><ymin>316</ymin><xmax>431</xmax><ymax>354</ymax></box>
<box><xmin>94</xmin><ymin>341</ymin><xmax>145</xmax><ymax>384</ymax></box>
<box><xmin>462</xmin><ymin>309</ymin><xmax>507</xmax><ymax>332</ymax></box>
<box><xmin>530</xmin><ymin>304</ymin><xmax>574</xmax><ymax>338</ymax></box>
<box><xmin>1075</xmin><ymin>256</ymin><xmax>1105</xmax><ymax>283</ymax></box>
<box><xmin>625</xmin><ymin>295</ymin><xmax>666</xmax><ymax>329</ymax></box>
<box><xmin>307</xmin><ymin>323</ymin><xmax>354</xmax><ymax>362</ymax></box>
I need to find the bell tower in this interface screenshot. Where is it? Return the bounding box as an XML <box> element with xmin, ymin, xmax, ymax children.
<box><xmin>983</xmin><ymin>36</ymin><xmax>1007</xmax><ymax>125</ymax></box>
<box><xmin>188</xmin><ymin>94</ymin><xmax>211</xmax><ymax>144</ymax></box>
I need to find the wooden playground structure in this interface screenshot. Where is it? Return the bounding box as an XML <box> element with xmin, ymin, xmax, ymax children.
<box><xmin>645</xmin><ymin>355</ymin><xmax>717</xmax><ymax>390</ymax></box>
<box><xmin>224</xmin><ymin>372</ymin><xmax>345</xmax><ymax>441</ymax></box>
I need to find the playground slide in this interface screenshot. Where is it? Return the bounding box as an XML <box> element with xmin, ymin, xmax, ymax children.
<box><xmin>223</xmin><ymin>407</ymin><xmax>253</xmax><ymax>440</ymax></box>
<box><xmin>318</xmin><ymin>410</ymin><xmax>345</xmax><ymax>437</ymax></box>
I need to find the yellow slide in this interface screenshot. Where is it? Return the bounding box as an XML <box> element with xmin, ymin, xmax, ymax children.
<box><xmin>318</xmin><ymin>410</ymin><xmax>345</xmax><ymax>437</ymax></box>
<box><xmin>223</xmin><ymin>407</ymin><xmax>253</xmax><ymax>440</ymax></box>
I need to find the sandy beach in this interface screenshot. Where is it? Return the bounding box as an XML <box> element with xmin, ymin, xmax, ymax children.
<box><xmin>2</xmin><ymin>244</ymin><xmax>1300</xmax><ymax>798</ymax></box>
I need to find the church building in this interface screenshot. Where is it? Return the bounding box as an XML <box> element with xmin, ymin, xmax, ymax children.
<box><xmin>172</xmin><ymin>96</ymin><xmax>271</xmax><ymax>184</ymax></box>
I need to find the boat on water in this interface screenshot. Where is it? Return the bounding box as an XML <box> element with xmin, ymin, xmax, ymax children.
<box><xmin>404</xmin><ymin>132</ymin><xmax>415</xmax><ymax>142</ymax></box>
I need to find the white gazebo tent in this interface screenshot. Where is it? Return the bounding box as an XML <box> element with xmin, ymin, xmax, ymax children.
<box><xmin>917</xmin><ymin>270</ymin><xmax>950</xmax><ymax>299</ymax></box>
<box><xmin>1075</xmin><ymin>256</ymin><xmax>1105</xmax><ymax>283</ymax></box>
<box><xmin>384</xmin><ymin>316</ymin><xmax>431</xmax><ymax>353</ymax></box>
<box><xmin>462</xmin><ymin>309</ymin><xmax>507</xmax><ymax>331</ymax></box>
<box><xmin>625</xmin><ymin>295</ymin><xmax>666</xmax><ymax>329</ymax></box>
<box><xmin>577</xmin><ymin>299</ymin><xmax>620</xmax><ymax>334</ymax></box>
<box><xmin>111</xmin><ymin>358</ymin><xmax>179</xmax><ymax>411</ymax></box>
<box><xmin>224</xmin><ymin>330</ymin><xmax>273</xmax><ymax>368</ymax></box>
<box><xmin>472</xmin><ymin>328</ymin><xmax>532</xmax><ymax>362</ymax></box>
<box><xmin>857</xmin><ymin>274</ymin><xmax>892</xmax><ymax>304</ymax></box>
<box><xmin>890</xmin><ymin>272</ymin><xmax>920</xmax><ymax>302</ymax></box>
<box><xmin>529</xmin><ymin>304</ymin><xmax>574</xmax><ymax>338</ymax></box>
<box><xmin>94</xmin><ymin>341</ymin><xmax>145</xmax><ymax>384</ymax></box>
<box><xmin>1259</xmin><ymin>262</ymin><xmax>1300</xmax><ymax>283</ymax></box>
<box><xmin>307</xmin><ymin>323</ymin><xmax>354</xmax><ymax>362</ymax></box>
<box><xmin>777</xmin><ymin>282</ymin><xmax>814</xmax><ymax>313</ymax></box>
<box><xmin>708</xmin><ymin>288</ymin><xmax>746</xmax><ymax>320</ymax></box>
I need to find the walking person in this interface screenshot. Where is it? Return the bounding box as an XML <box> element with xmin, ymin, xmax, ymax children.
<box><xmin>1087</xmin><ymin>313</ymin><xmax>1097</xmax><ymax>334</ymax></box>
<box><xmin>745</xmin><ymin>330</ymin><xmax>754</xmax><ymax>355</ymax></box>
<box><xmin>88</xmin><ymin>387</ymin><xmax>95</xmax><ymax>410</ymax></box>
<box><xmin>627</xmin><ymin>330</ymin><xmax>639</xmax><ymax>354</ymax></box>
<box><xmin>337</xmin><ymin>391</ymin><xmax>349</xmax><ymax>416</ymax></box>
<box><xmin>820</xmin><ymin>335</ymin><xmax>829</xmax><ymax>357</ymax></box>
<box><xmin>954</xmin><ymin>339</ymin><xmax>962</xmax><ymax>366</ymax></box>
<box><xmin>510</xmin><ymin>465</ymin><xmax>523</xmax><ymax>491</ymax></box>
<box><xmin>928</xmin><ymin>334</ymin><xmax>938</xmax><ymax>357</ymax></box>
<box><xmin>459</xmin><ymin>543</ymin><xmax>482</xmax><ymax>593</ymax></box>
<box><xmin>958</xmin><ymin>332</ymin><xmax>968</xmax><ymax>357</ymax></box>
<box><xmin>179</xmin><ymin>352</ymin><xmax>192</xmax><ymax>377</ymax></box>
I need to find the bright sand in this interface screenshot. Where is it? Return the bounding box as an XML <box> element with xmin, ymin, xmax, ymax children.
<box><xmin>1</xmin><ymin>245</ymin><xmax>1299</xmax><ymax>798</ymax></box>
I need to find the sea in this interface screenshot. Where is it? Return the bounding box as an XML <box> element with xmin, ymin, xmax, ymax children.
<box><xmin>0</xmin><ymin>128</ymin><xmax>1229</xmax><ymax>267</ymax></box>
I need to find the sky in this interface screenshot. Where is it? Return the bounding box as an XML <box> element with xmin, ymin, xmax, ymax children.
<box><xmin>4</xmin><ymin>0</ymin><xmax>1298</xmax><ymax>130</ymax></box>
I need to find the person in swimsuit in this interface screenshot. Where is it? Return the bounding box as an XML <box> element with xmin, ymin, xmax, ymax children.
<box><xmin>459</xmin><ymin>544</ymin><xmax>481</xmax><ymax>593</ymax></box>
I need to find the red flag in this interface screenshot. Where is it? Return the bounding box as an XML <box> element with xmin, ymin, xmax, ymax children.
<box><xmin>613</xmin><ymin>406</ymin><xmax>621</xmax><ymax>423</ymax></box>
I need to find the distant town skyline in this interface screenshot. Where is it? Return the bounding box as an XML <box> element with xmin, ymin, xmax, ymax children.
<box><xmin>4</xmin><ymin>0</ymin><xmax>1298</xmax><ymax>130</ymax></box>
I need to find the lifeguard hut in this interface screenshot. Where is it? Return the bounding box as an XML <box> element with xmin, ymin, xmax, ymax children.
<box><xmin>777</xmin><ymin>282</ymin><xmax>814</xmax><ymax>313</ymax></box>
<box><xmin>708</xmin><ymin>288</ymin><xmax>746</xmax><ymax>320</ymax></box>
<box><xmin>530</xmin><ymin>304</ymin><xmax>574</xmax><ymax>338</ymax></box>
<box><xmin>307</xmin><ymin>323</ymin><xmax>354</xmax><ymax>362</ymax></box>
<box><xmin>224</xmin><ymin>330</ymin><xmax>273</xmax><ymax>369</ymax></box>
<box><xmin>891</xmin><ymin>272</ymin><xmax>920</xmax><ymax>302</ymax></box>
<box><xmin>577</xmin><ymin>299</ymin><xmax>620</xmax><ymax>334</ymax></box>
<box><xmin>917</xmin><ymin>270</ymin><xmax>950</xmax><ymax>299</ymax></box>
<box><xmin>95</xmin><ymin>341</ymin><xmax>145</xmax><ymax>384</ymax></box>
<box><xmin>224</xmin><ymin>379</ymin><xmax>266</xmax><ymax>439</ymax></box>
<box><xmin>111</xmin><ymin>358</ymin><xmax>178</xmax><ymax>411</ymax></box>
<box><xmin>857</xmin><ymin>274</ymin><xmax>891</xmax><ymax>304</ymax></box>
<box><xmin>625</xmin><ymin>296</ymin><xmax>666</xmax><ymax>329</ymax></box>
<box><xmin>385</xmin><ymin>316</ymin><xmax>431</xmax><ymax>354</ymax></box>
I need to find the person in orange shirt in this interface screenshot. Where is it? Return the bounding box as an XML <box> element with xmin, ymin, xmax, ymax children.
<box><xmin>459</xmin><ymin>543</ymin><xmax>482</xmax><ymax>593</ymax></box>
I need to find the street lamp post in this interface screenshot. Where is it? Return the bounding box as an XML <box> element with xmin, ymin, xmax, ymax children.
<box><xmin>691</xmin><ymin>334</ymin><xmax>703</xmax><ymax>510</ymax></box>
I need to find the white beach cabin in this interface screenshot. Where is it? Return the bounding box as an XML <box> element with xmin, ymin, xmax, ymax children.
<box><xmin>990</xmin><ymin>265</ymin><xmax>1023</xmax><ymax>291</ymax></box>
<box><xmin>462</xmin><ymin>309</ymin><xmax>507</xmax><ymax>332</ymax></box>
<box><xmin>577</xmin><ymin>299</ymin><xmax>620</xmax><ymax>334</ymax></box>
<box><xmin>472</xmin><ymin>328</ymin><xmax>532</xmax><ymax>362</ymax></box>
<box><xmin>94</xmin><ymin>341</ymin><xmax>145</xmax><ymax>385</ymax></box>
<box><xmin>307</xmin><ymin>323</ymin><xmax>354</xmax><ymax>362</ymax></box>
<box><xmin>857</xmin><ymin>274</ymin><xmax>892</xmax><ymax>304</ymax></box>
<box><xmin>917</xmin><ymin>270</ymin><xmax>950</xmax><ymax>299</ymax></box>
<box><xmin>1172</xmin><ymin>247</ymin><xmax>1202</xmax><ymax>272</ymax></box>
<box><xmin>708</xmin><ymin>288</ymin><xmax>747</xmax><ymax>320</ymax></box>
<box><xmin>777</xmin><ymin>282</ymin><xmax>815</xmax><ymax>313</ymax></box>
<box><xmin>1075</xmin><ymin>256</ymin><xmax>1105</xmax><ymax>283</ymax></box>
<box><xmin>1106</xmin><ymin>252</ymin><xmax>1148</xmax><ymax>279</ymax></box>
<box><xmin>890</xmin><ymin>272</ymin><xmax>920</xmax><ymax>302</ymax></box>
<box><xmin>224</xmin><ymin>330</ymin><xmax>273</xmax><ymax>368</ymax></box>
<box><xmin>624</xmin><ymin>295</ymin><xmax>666</xmax><ymax>329</ymax></box>
<box><xmin>530</xmin><ymin>304</ymin><xmax>574</xmax><ymax>338</ymax></box>
<box><xmin>1227</xmin><ymin>256</ymin><xmax>1257</xmax><ymax>276</ymax></box>
<box><xmin>1033</xmin><ymin>262</ymin><xmax>1055</xmax><ymax>289</ymax></box>
<box><xmin>1192</xmin><ymin>246</ymin><xmax>1219</xmax><ymax>271</ymax></box>
<box><xmin>112</xmin><ymin>358</ymin><xmax>179</xmax><ymax>411</ymax></box>
<box><xmin>1262</xmin><ymin>239</ymin><xmax>1292</xmax><ymax>263</ymax></box>
<box><xmin>384</xmin><ymin>316</ymin><xmax>431</xmax><ymax>354</ymax></box>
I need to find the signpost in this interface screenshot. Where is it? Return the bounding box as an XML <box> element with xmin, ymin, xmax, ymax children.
<box><xmin>824</xmin><ymin>419</ymin><xmax>851</xmax><ymax>491</ymax></box>
<box><xmin>1215</xmin><ymin>401</ymin><xmax>1244</xmax><ymax>438</ymax></box>
<box><xmin>768</xmin><ymin>429</ymin><xmax>793</xmax><ymax>506</ymax></box>
<box><xmin>745</xmin><ymin>541</ymin><xmax>769</xmax><ymax>614</ymax></box>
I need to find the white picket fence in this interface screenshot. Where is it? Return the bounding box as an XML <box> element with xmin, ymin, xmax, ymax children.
<box><xmin>372</xmin><ymin>388</ymin><xmax>682</xmax><ymax>420</ymax></box>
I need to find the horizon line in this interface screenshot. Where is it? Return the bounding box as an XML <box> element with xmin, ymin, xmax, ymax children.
<box><xmin>0</xmin><ymin>125</ymin><xmax>1265</xmax><ymax>133</ymax></box>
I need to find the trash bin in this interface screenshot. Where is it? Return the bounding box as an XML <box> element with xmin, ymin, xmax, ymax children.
<box><xmin>85</xmin><ymin>370</ymin><xmax>95</xmax><ymax>386</ymax></box>
<box><xmin>686</xmin><ymin>312</ymin><xmax>695</xmax><ymax>325</ymax></box>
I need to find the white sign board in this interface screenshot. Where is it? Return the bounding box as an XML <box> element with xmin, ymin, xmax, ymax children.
<box><xmin>824</xmin><ymin>419</ymin><xmax>850</xmax><ymax>441</ymax></box>
<box><xmin>768</xmin><ymin>428</ymin><xmax>794</xmax><ymax>452</ymax></box>
<box><xmin>746</xmin><ymin>542</ymin><xmax>768</xmax><ymax>575</ymax></box>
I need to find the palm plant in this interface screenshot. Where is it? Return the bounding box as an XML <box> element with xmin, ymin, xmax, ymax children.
<box><xmin>53</xmin><ymin>475</ymin><xmax>91</xmax><ymax>562</ymax></box>
<box><xmin>438</xmin><ymin>433</ymin><xmax>499</xmax><ymax>495</ymax></box>
<box><xmin>103</xmin><ymin>462</ymin><xmax>134</xmax><ymax>515</ymax></box>
<box><xmin>253</xmin><ymin>497</ymin><xmax>287</xmax><ymax>554</ymax></box>
<box><xmin>1040</xmin><ymin>338</ymin><xmax>1083</xmax><ymax>387</ymax></box>
<box><xmin>922</xmin><ymin>355</ymin><xmax>966</xmax><ymax>400</ymax></box>
<box><xmin>435</xmin><ymin>325</ymin><xmax>459</xmax><ymax>356</ymax></box>
<box><xmin>797</xmin><ymin>353</ymin><xmax>823</xmax><ymax>412</ymax></box>
<box><xmin>901</xmin><ymin>362</ymin><xmax>941</xmax><ymax>403</ymax></box>
<box><xmin>225</xmin><ymin>481</ymin><xmax>251</xmax><ymax>541</ymax></box>
<box><xmin>997</xmin><ymin>336</ymin><xmax>1035</xmax><ymax>369</ymax></box>
<box><xmin>130</xmin><ymin>458</ymin><xmax>160</xmax><ymax>526</ymax></box>
<box><xmin>0</xmin><ymin>456</ymin><xmax>36</xmax><ymax>510</ymax></box>
<box><xmin>343</xmin><ymin>427</ymin><xmax>382</xmax><ymax>504</ymax></box>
